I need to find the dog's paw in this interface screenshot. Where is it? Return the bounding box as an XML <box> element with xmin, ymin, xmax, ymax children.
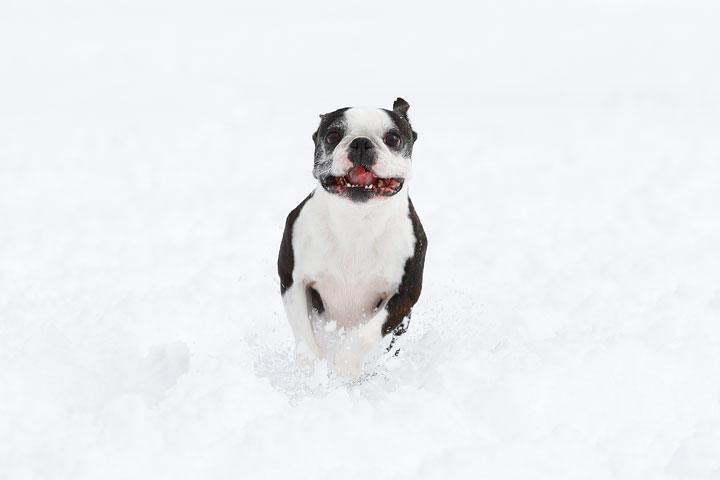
<box><xmin>294</xmin><ymin>340</ymin><xmax>321</xmax><ymax>369</ymax></box>
<box><xmin>332</xmin><ymin>326</ymin><xmax>382</xmax><ymax>378</ymax></box>
<box><xmin>332</xmin><ymin>351</ymin><xmax>365</xmax><ymax>379</ymax></box>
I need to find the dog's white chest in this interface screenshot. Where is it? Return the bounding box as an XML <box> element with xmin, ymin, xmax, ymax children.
<box><xmin>292</xmin><ymin>188</ymin><xmax>415</xmax><ymax>329</ymax></box>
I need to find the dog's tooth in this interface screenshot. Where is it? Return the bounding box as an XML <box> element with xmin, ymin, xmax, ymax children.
<box><xmin>378</xmin><ymin>179</ymin><xmax>385</xmax><ymax>188</ymax></box>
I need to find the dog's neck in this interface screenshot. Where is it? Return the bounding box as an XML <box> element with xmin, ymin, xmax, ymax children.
<box><xmin>313</xmin><ymin>182</ymin><xmax>410</xmax><ymax>241</ymax></box>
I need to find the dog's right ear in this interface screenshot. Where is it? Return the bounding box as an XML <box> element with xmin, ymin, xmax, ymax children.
<box><xmin>312</xmin><ymin>113</ymin><xmax>327</xmax><ymax>143</ymax></box>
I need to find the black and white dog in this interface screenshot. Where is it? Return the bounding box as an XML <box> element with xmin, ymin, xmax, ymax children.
<box><xmin>278</xmin><ymin>98</ymin><xmax>427</xmax><ymax>377</ymax></box>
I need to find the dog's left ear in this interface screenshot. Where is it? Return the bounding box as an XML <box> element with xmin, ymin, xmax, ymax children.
<box><xmin>393</xmin><ymin>98</ymin><xmax>410</xmax><ymax>118</ymax></box>
<box><xmin>393</xmin><ymin>98</ymin><xmax>418</xmax><ymax>142</ymax></box>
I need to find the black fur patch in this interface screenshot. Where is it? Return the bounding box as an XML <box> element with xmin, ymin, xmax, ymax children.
<box><xmin>307</xmin><ymin>285</ymin><xmax>325</xmax><ymax>315</ymax></box>
<box><xmin>381</xmin><ymin>198</ymin><xmax>427</xmax><ymax>336</ymax></box>
<box><xmin>312</xmin><ymin>107</ymin><xmax>349</xmax><ymax>178</ymax></box>
<box><xmin>393</xmin><ymin>97</ymin><xmax>410</xmax><ymax>116</ymax></box>
<box><xmin>381</xmin><ymin>110</ymin><xmax>417</xmax><ymax>158</ymax></box>
<box><xmin>277</xmin><ymin>192</ymin><xmax>313</xmax><ymax>295</ymax></box>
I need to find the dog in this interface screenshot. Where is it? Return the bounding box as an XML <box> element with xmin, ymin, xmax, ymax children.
<box><xmin>277</xmin><ymin>98</ymin><xmax>427</xmax><ymax>377</ymax></box>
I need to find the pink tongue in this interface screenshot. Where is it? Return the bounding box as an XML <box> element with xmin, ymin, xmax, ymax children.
<box><xmin>346</xmin><ymin>166</ymin><xmax>377</xmax><ymax>186</ymax></box>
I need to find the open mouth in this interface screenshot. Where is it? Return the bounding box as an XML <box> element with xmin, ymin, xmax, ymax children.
<box><xmin>321</xmin><ymin>166</ymin><xmax>404</xmax><ymax>199</ymax></box>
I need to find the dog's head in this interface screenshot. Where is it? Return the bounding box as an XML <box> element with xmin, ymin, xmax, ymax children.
<box><xmin>312</xmin><ymin>98</ymin><xmax>418</xmax><ymax>203</ymax></box>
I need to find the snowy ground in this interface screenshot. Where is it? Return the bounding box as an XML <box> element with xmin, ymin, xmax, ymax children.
<box><xmin>2</xmin><ymin>0</ymin><xmax>720</xmax><ymax>478</ymax></box>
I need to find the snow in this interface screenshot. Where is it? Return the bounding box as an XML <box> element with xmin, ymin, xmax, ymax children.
<box><xmin>2</xmin><ymin>0</ymin><xmax>720</xmax><ymax>478</ymax></box>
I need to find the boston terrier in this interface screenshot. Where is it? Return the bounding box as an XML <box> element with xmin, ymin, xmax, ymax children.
<box><xmin>277</xmin><ymin>98</ymin><xmax>427</xmax><ymax>377</ymax></box>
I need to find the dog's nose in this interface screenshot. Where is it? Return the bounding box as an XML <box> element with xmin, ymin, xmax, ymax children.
<box><xmin>348</xmin><ymin>137</ymin><xmax>376</xmax><ymax>170</ymax></box>
<box><xmin>349</xmin><ymin>137</ymin><xmax>374</xmax><ymax>152</ymax></box>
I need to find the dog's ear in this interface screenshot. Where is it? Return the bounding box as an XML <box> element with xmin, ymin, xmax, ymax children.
<box><xmin>312</xmin><ymin>113</ymin><xmax>327</xmax><ymax>143</ymax></box>
<box><xmin>313</xmin><ymin>113</ymin><xmax>328</xmax><ymax>143</ymax></box>
<box><xmin>393</xmin><ymin>98</ymin><xmax>417</xmax><ymax>142</ymax></box>
<box><xmin>393</xmin><ymin>97</ymin><xmax>410</xmax><ymax>118</ymax></box>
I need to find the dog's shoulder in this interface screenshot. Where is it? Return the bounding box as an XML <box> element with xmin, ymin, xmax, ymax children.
<box><xmin>278</xmin><ymin>192</ymin><xmax>314</xmax><ymax>295</ymax></box>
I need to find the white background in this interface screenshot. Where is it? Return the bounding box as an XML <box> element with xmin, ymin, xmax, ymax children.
<box><xmin>1</xmin><ymin>0</ymin><xmax>719</xmax><ymax>478</ymax></box>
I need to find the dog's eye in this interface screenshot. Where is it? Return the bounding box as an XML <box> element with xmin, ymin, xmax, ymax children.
<box><xmin>325</xmin><ymin>132</ymin><xmax>342</xmax><ymax>145</ymax></box>
<box><xmin>384</xmin><ymin>133</ymin><xmax>402</xmax><ymax>148</ymax></box>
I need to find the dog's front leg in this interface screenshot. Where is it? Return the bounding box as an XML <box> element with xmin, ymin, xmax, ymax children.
<box><xmin>333</xmin><ymin>308</ymin><xmax>390</xmax><ymax>378</ymax></box>
<box><xmin>281</xmin><ymin>283</ymin><xmax>321</xmax><ymax>360</ymax></box>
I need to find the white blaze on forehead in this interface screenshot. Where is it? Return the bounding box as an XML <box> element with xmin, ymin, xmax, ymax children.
<box><xmin>343</xmin><ymin>107</ymin><xmax>393</xmax><ymax>138</ymax></box>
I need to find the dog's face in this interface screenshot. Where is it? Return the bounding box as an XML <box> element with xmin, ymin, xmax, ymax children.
<box><xmin>312</xmin><ymin>98</ymin><xmax>418</xmax><ymax>203</ymax></box>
